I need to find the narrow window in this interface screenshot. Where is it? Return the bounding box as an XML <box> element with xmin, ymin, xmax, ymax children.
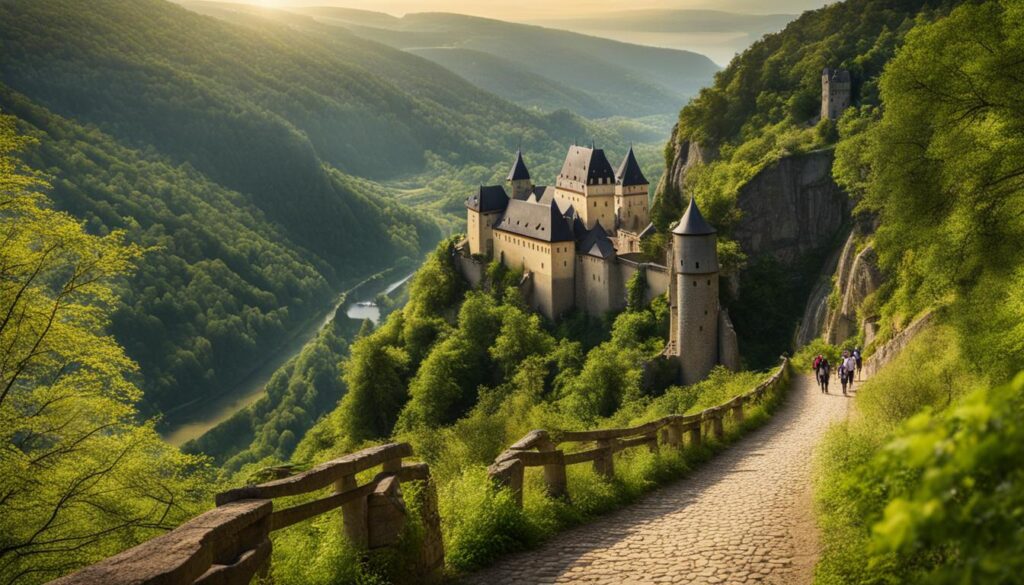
<box><xmin>707</xmin><ymin>279</ymin><xmax>711</xmax><ymax>286</ymax></box>
<box><xmin>693</xmin><ymin>281</ymin><xmax>697</xmax><ymax>287</ymax></box>
<box><xmin>696</xmin><ymin>262</ymin><xmax>700</xmax><ymax>269</ymax></box>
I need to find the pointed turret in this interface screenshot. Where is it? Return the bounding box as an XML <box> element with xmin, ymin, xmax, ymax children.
<box><xmin>616</xmin><ymin>146</ymin><xmax>648</xmax><ymax>187</ymax></box>
<box><xmin>672</xmin><ymin>197</ymin><xmax>717</xmax><ymax>236</ymax></box>
<box><xmin>507</xmin><ymin>149</ymin><xmax>533</xmax><ymax>200</ymax></box>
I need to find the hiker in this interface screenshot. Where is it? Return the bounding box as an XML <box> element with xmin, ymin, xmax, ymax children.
<box><xmin>853</xmin><ymin>347</ymin><xmax>863</xmax><ymax>380</ymax></box>
<box><xmin>813</xmin><ymin>353</ymin><xmax>823</xmax><ymax>372</ymax></box>
<box><xmin>838</xmin><ymin>351</ymin><xmax>849</xmax><ymax>395</ymax></box>
<box><xmin>816</xmin><ymin>356</ymin><xmax>830</xmax><ymax>393</ymax></box>
<box><xmin>843</xmin><ymin>352</ymin><xmax>858</xmax><ymax>393</ymax></box>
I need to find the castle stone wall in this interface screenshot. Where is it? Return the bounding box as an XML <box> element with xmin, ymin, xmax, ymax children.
<box><xmin>493</xmin><ymin>230</ymin><xmax>575</xmax><ymax>320</ymax></box>
<box><xmin>577</xmin><ymin>255</ymin><xmax>615</xmax><ymax>315</ymax></box>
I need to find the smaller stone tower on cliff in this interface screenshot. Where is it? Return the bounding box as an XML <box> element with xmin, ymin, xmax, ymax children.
<box><xmin>821</xmin><ymin>67</ymin><xmax>851</xmax><ymax>121</ymax></box>
<box><xmin>668</xmin><ymin>197</ymin><xmax>720</xmax><ymax>385</ymax></box>
<box><xmin>507</xmin><ymin>149</ymin><xmax>532</xmax><ymax>200</ymax></box>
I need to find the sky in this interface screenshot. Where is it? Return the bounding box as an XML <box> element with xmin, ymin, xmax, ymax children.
<box><xmin>240</xmin><ymin>0</ymin><xmax>833</xmax><ymax>20</ymax></box>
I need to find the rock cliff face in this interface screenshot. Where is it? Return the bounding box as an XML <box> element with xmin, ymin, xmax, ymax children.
<box><xmin>731</xmin><ymin>149</ymin><xmax>851</xmax><ymax>266</ymax></box>
<box><xmin>656</xmin><ymin>133</ymin><xmax>718</xmax><ymax>201</ymax></box>
<box><xmin>794</xmin><ymin>232</ymin><xmax>849</xmax><ymax>347</ymax></box>
<box><xmin>824</xmin><ymin>239</ymin><xmax>883</xmax><ymax>345</ymax></box>
<box><xmin>718</xmin><ymin>309</ymin><xmax>740</xmax><ymax>371</ymax></box>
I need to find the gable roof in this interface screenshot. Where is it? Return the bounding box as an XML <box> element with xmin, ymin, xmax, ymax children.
<box><xmin>616</xmin><ymin>146</ymin><xmax>648</xmax><ymax>186</ymax></box>
<box><xmin>466</xmin><ymin>185</ymin><xmax>509</xmax><ymax>213</ymax></box>
<box><xmin>558</xmin><ymin>145</ymin><xmax>616</xmax><ymax>187</ymax></box>
<box><xmin>578</xmin><ymin>221</ymin><xmax>615</xmax><ymax>258</ymax></box>
<box><xmin>493</xmin><ymin>199</ymin><xmax>574</xmax><ymax>242</ymax></box>
<box><xmin>672</xmin><ymin>197</ymin><xmax>716</xmax><ymax>236</ymax></box>
<box><xmin>507</xmin><ymin>149</ymin><xmax>531</xmax><ymax>182</ymax></box>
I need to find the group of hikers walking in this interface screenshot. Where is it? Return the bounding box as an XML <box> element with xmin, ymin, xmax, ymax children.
<box><xmin>812</xmin><ymin>348</ymin><xmax>862</xmax><ymax>395</ymax></box>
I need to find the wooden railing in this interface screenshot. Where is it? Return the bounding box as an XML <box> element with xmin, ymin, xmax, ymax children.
<box><xmin>489</xmin><ymin>358</ymin><xmax>790</xmax><ymax>506</ymax></box>
<box><xmin>52</xmin><ymin>443</ymin><xmax>443</xmax><ymax>585</ymax></box>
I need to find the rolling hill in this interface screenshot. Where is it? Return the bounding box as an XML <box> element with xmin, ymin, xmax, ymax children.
<box><xmin>280</xmin><ymin>6</ymin><xmax>722</xmax><ymax>118</ymax></box>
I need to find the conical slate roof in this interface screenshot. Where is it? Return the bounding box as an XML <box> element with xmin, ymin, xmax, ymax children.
<box><xmin>616</xmin><ymin>146</ymin><xmax>648</xmax><ymax>186</ymax></box>
<box><xmin>672</xmin><ymin>197</ymin><xmax>716</xmax><ymax>236</ymax></box>
<box><xmin>507</xmin><ymin>149</ymin><xmax>530</xmax><ymax>182</ymax></box>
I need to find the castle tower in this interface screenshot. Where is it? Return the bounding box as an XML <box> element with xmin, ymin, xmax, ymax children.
<box><xmin>821</xmin><ymin>67</ymin><xmax>851</xmax><ymax>120</ymax></box>
<box><xmin>554</xmin><ymin>145</ymin><xmax>617</xmax><ymax>230</ymax></box>
<box><xmin>669</xmin><ymin>197</ymin><xmax>720</xmax><ymax>385</ymax></box>
<box><xmin>465</xmin><ymin>185</ymin><xmax>509</xmax><ymax>257</ymax></box>
<box><xmin>507</xmin><ymin>149</ymin><xmax>533</xmax><ymax>200</ymax></box>
<box><xmin>614</xmin><ymin>146</ymin><xmax>650</xmax><ymax>233</ymax></box>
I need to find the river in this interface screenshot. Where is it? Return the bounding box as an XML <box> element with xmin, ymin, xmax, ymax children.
<box><xmin>161</xmin><ymin>270</ymin><xmax>415</xmax><ymax>446</ymax></box>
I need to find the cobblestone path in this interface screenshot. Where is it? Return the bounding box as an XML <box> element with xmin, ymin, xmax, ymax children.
<box><xmin>462</xmin><ymin>374</ymin><xmax>852</xmax><ymax>585</ymax></box>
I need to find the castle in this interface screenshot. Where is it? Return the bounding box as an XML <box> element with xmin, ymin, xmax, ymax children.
<box><xmin>821</xmin><ymin>67</ymin><xmax>851</xmax><ymax>120</ymax></box>
<box><xmin>460</xmin><ymin>145</ymin><xmax>739</xmax><ymax>384</ymax></box>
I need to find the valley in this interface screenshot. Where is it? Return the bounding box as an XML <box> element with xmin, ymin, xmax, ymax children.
<box><xmin>4</xmin><ymin>0</ymin><xmax>1023</xmax><ymax>584</ymax></box>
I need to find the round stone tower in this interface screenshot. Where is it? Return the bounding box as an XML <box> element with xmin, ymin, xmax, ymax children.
<box><xmin>671</xmin><ymin>197</ymin><xmax>720</xmax><ymax>385</ymax></box>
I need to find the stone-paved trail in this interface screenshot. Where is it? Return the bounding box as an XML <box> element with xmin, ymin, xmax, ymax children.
<box><xmin>462</xmin><ymin>374</ymin><xmax>852</xmax><ymax>585</ymax></box>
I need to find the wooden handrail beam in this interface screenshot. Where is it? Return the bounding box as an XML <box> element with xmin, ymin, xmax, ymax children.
<box><xmin>216</xmin><ymin>443</ymin><xmax>412</xmax><ymax>505</ymax></box>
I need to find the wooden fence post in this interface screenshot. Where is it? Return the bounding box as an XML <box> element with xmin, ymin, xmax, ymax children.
<box><xmin>644</xmin><ymin>431</ymin><xmax>659</xmax><ymax>454</ymax></box>
<box><xmin>664</xmin><ymin>422</ymin><xmax>682</xmax><ymax>449</ymax></box>
<box><xmin>488</xmin><ymin>458</ymin><xmax>524</xmax><ymax>507</ymax></box>
<box><xmin>594</xmin><ymin>439</ymin><xmax>616</xmax><ymax>479</ymax></box>
<box><xmin>732</xmin><ymin>398</ymin><xmax>745</xmax><ymax>425</ymax></box>
<box><xmin>710</xmin><ymin>409</ymin><xmax>725</xmax><ymax>440</ymax></box>
<box><xmin>366</xmin><ymin>476</ymin><xmax>406</xmax><ymax>550</ymax></box>
<box><xmin>336</xmin><ymin>474</ymin><xmax>368</xmax><ymax>548</ymax></box>
<box><xmin>536</xmin><ymin>437</ymin><xmax>568</xmax><ymax>499</ymax></box>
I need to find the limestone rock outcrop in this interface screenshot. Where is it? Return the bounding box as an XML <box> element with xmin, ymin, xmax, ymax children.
<box><xmin>732</xmin><ymin>149</ymin><xmax>850</xmax><ymax>266</ymax></box>
<box><xmin>794</xmin><ymin>232</ymin><xmax>849</xmax><ymax>347</ymax></box>
<box><xmin>718</xmin><ymin>309</ymin><xmax>740</xmax><ymax>371</ymax></box>
<box><xmin>824</xmin><ymin>239</ymin><xmax>883</xmax><ymax>345</ymax></box>
<box><xmin>657</xmin><ymin>133</ymin><xmax>718</xmax><ymax>199</ymax></box>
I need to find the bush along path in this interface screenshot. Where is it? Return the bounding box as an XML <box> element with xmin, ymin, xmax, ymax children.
<box><xmin>461</xmin><ymin>372</ymin><xmax>851</xmax><ymax>585</ymax></box>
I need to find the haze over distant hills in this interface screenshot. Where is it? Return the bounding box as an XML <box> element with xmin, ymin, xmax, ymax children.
<box><xmin>531</xmin><ymin>10</ymin><xmax>798</xmax><ymax>65</ymax></box>
<box><xmin>190</xmin><ymin>3</ymin><xmax>722</xmax><ymax>119</ymax></box>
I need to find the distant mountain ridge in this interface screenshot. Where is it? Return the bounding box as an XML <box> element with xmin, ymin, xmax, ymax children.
<box><xmin>532</xmin><ymin>9</ymin><xmax>798</xmax><ymax>65</ymax></box>
<box><xmin>284</xmin><ymin>6</ymin><xmax>722</xmax><ymax>117</ymax></box>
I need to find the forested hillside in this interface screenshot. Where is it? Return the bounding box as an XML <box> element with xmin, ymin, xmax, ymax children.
<box><xmin>649</xmin><ymin>0</ymin><xmax>966</xmax><ymax>365</ymax></box>
<box><xmin>813</xmin><ymin>2</ymin><xmax>1024</xmax><ymax>581</ymax></box>
<box><xmin>0</xmin><ymin>0</ymin><xmax>656</xmax><ymax>420</ymax></box>
<box><xmin>278</xmin><ymin>6</ymin><xmax>721</xmax><ymax>119</ymax></box>
<box><xmin>648</xmin><ymin>0</ymin><xmax>1023</xmax><ymax>579</ymax></box>
<box><xmin>0</xmin><ymin>117</ymin><xmax>211</xmax><ymax>584</ymax></box>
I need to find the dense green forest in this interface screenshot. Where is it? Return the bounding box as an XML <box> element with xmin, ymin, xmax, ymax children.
<box><xmin>811</xmin><ymin>1</ymin><xmax>1024</xmax><ymax>581</ymax></box>
<box><xmin>648</xmin><ymin>0</ymin><xmax>966</xmax><ymax>366</ymax></box>
<box><xmin>0</xmin><ymin>116</ymin><xmax>212</xmax><ymax>584</ymax></box>
<box><xmin>0</xmin><ymin>0</ymin><xmax>668</xmax><ymax>421</ymax></box>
